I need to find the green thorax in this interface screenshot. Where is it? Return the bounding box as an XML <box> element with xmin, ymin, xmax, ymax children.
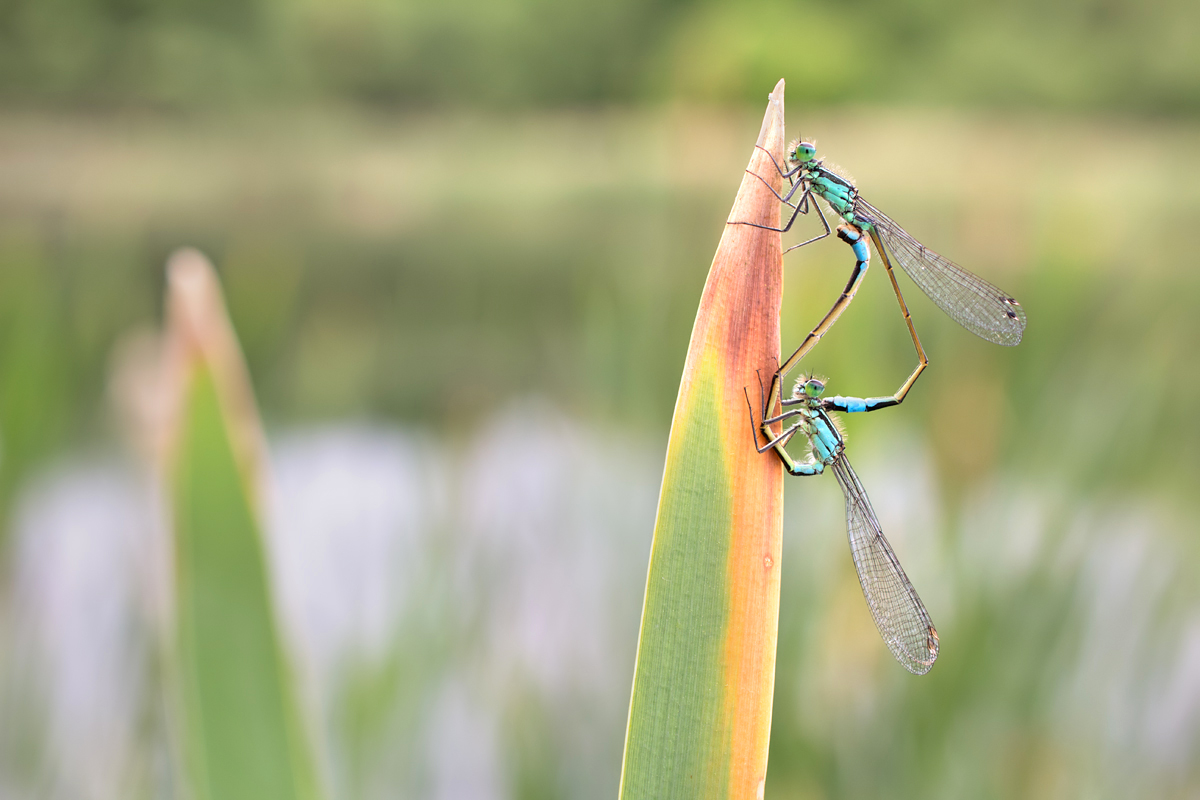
<box><xmin>800</xmin><ymin>160</ymin><xmax>870</xmax><ymax>231</ymax></box>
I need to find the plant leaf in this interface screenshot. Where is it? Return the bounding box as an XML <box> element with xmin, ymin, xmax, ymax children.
<box><xmin>164</xmin><ymin>249</ymin><xmax>326</xmax><ymax>800</ymax></box>
<box><xmin>621</xmin><ymin>81</ymin><xmax>787</xmax><ymax>800</ymax></box>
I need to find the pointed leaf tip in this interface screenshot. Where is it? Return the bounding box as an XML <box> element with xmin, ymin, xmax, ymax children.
<box><xmin>163</xmin><ymin>247</ymin><xmax>267</xmax><ymax>509</ymax></box>
<box><xmin>167</xmin><ymin>248</ymin><xmax>228</xmax><ymax>358</ymax></box>
<box><xmin>757</xmin><ymin>81</ymin><xmax>787</xmax><ymax>151</ymax></box>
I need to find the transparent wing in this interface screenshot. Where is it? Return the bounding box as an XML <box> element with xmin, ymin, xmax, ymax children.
<box><xmin>854</xmin><ymin>197</ymin><xmax>1026</xmax><ymax>346</ymax></box>
<box><xmin>832</xmin><ymin>456</ymin><xmax>939</xmax><ymax>674</ymax></box>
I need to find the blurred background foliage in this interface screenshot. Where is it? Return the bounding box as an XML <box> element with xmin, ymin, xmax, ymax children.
<box><xmin>1</xmin><ymin>0</ymin><xmax>1199</xmax><ymax>112</ymax></box>
<box><xmin>2</xmin><ymin>0</ymin><xmax>1200</xmax><ymax>798</ymax></box>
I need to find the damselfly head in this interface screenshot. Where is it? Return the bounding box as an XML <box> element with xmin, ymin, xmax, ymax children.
<box><xmin>787</xmin><ymin>139</ymin><xmax>817</xmax><ymax>165</ymax></box>
<box><xmin>792</xmin><ymin>374</ymin><xmax>826</xmax><ymax>400</ymax></box>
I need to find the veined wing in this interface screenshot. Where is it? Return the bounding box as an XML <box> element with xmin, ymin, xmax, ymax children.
<box><xmin>832</xmin><ymin>456</ymin><xmax>939</xmax><ymax>674</ymax></box>
<box><xmin>854</xmin><ymin>196</ymin><xmax>1026</xmax><ymax>346</ymax></box>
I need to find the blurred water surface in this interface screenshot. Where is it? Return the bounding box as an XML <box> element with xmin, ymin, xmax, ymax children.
<box><xmin>1</xmin><ymin>104</ymin><xmax>1200</xmax><ymax>798</ymax></box>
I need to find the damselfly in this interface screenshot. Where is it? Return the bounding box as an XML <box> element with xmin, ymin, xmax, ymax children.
<box><xmin>747</xmin><ymin>225</ymin><xmax>937</xmax><ymax>673</ymax></box>
<box><xmin>735</xmin><ymin>138</ymin><xmax>1025</xmax><ymax>426</ymax></box>
<box><xmin>748</xmin><ymin>371</ymin><xmax>939</xmax><ymax>673</ymax></box>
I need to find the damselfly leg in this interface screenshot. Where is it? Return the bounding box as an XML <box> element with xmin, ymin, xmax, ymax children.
<box><xmin>753</xmin><ymin>224</ymin><xmax>929</xmax><ymax>447</ymax></box>
<box><xmin>732</xmin><ymin>146</ymin><xmax>834</xmax><ymax>248</ymax></box>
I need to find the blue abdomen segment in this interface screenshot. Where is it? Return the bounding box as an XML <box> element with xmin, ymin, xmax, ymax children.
<box><xmin>850</xmin><ymin>238</ymin><xmax>868</xmax><ymax>262</ymax></box>
<box><xmin>829</xmin><ymin>395</ymin><xmax>893</xmax><ymax>413</ymax></box>
<box><xmin>837</xmin><ymin>226</ymin><xmax>870</xmax><ymax>263</ymax></box>
<box><xmin>830</xmin><ymin>395</ymin><xmax>867</xmax><ymax>413</ymax></box>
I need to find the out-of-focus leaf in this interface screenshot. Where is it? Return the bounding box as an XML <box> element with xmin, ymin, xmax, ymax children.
<box><xmin>163</xmin><ymin>250</ymin><xmax>325</xmax><ymax>800</ymax></box>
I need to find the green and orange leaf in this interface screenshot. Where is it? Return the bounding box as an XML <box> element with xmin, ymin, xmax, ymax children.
<box><xmin>621</xmin><ymin>80</ymin><xmax>787</xmax><ymax>800</ymax></box>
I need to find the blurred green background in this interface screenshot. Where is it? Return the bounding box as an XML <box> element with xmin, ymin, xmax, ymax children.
<box><xmin>2</xmin><ymin>0</ymin><xmax>1200</xmax><ymax>798</ymax></box>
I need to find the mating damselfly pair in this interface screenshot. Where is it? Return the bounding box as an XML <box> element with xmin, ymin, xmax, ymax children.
<box><xmin>735</xmin><ymin>138</ymin><xmax>1026</xmax><ymax>674</ymax></box>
